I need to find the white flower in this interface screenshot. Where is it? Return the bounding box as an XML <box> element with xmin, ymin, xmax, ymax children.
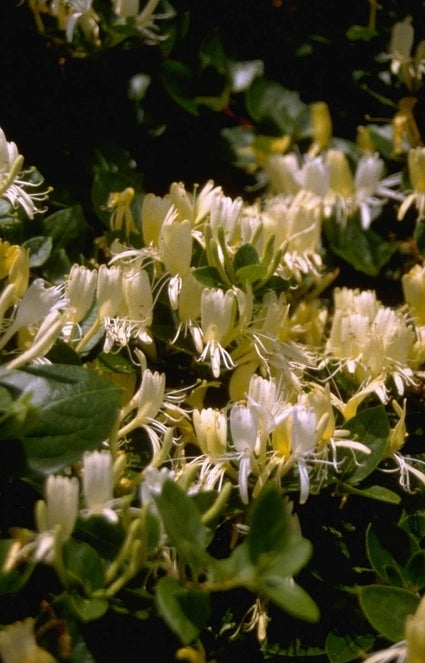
<box><xmin>0</xmin><ymin>279</ymin><xmax>64</xmax><ymax>351</ymax></box>
<box><xmin>33</xmin><ymin>475</ymin><xmax>79</xmax><ymax>563</ymax></box>
<box><xmin>230</xmin><ymin>403</ymin><xmax>260</xmax><ymax>503</ymax></box>
<box><xmin>0</xmin><ymin>128</ymin><xmax>49</xmax><ymax>218</ymax></box>
<box><xmin>64</xmin><ymin>264</ymin><xmax>97</xmax><ymax>325</ymax></box>
<box><xmin>199</xmin><ymin>288</ymin><xmax>236</xmax><ymax>378</ymax></box>
<box><xmin>82</xmin><ymin>450</ymin><xmax>120</xmax><ymax>522</ymax></box>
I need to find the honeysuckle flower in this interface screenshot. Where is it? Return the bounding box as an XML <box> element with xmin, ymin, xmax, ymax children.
<box><xmin>82</xmin><ymin>450</ymin><xmax>121</xmax><ymax>522</ymax></box>
<box><xmin>388</xmin><ymin>18</ymin><xmax>414</xmax><ymax>76</ymax></box>
<box><xmin>352</xmin><ymin>153</ymin><xmax>403</xmax><ymax>230</ymax></box>
<box><xmin>209</xmin><ymin>191</ymin><xmax>243</xmax><ymax>243</ymax></box>
<box><xmin>262</xmin><ymin>192</ymin><xmax>322</xmax><ymax>278</ymax></box>
<box><xmin>271</xmin><ymin>404</ymin><xmax>317</xmax><ymax>504</ymax></box>
<box><xmin>230</xmin><ymin>403</ymin><xmax>260</xmax><ymax>503</ymax></box>
<box><xmin>398</xmin><ymin>147</ymin><xmax>425</xmax><ymax>221</ymax></box>
<box><xmin>5</xmin><ymin>309</ymin><xmax>65</xmax><ymax>370</ymax></box>
<box><xmin>113</xmin><ymin>0</ymin><xmax>140</xmax><ymax>18</ymax></box>
<box><xmin>107</xmin><ymin>187</ymin><xmax>138</xmax><ymax>238</ymax></box>
<box><xmin>169</xmin><ymin>180</ymin><xmax>221</xmax><ymax>228</ymax></box>
<box><xmin>326</xmin><ymin>287</ymin><xmax>416</xmax><ymax>397</ymax></box>
<box><xmin>118</xmin><ymin>368</ymin><xmax>185</xmax><ymax>455</ymax></box>
<box><xmin>0</xmin><ymin>241</ymin><xmax>29</xmax><ymax>301</ymax></box>
<box><xmin>140</xmin><ymin>466</ymin><xmax>175</xmax><ymax>505</ymax></box>
<box><xmin>198</xmin><ymin>288</ymin><xmax>236</xmax><ymax>378</ymax></box>
<box><xmin>0</xmin><ymin>279</ymin><xmax>63</xmax><ymax>351</ymax></box>
<box><xmin>190</xmin><ymin>407</ymin><xmax>229</xmax><ymax>491</ymax></box>
<box><xmin>0</xmin><ymin>127</ymin><xmax>49</xmax><ymax>219</ymax></box>
<box><xmin>192</xmin><ymin>407</ymin><xmax>227</xmax><ymax>460</ymax></box>
<box><xmin>33</xmin><ymin>475</ymin><xmax>79</xmax><ymax>563</ymax></box>
<box><xmin>308</xmin><ymin>101</ymin><xmax>333</xmax><ymax>157</ymax></box>
<box><xmin>0</xmin><ymin>618</ymin><xmax>58</xmax><ymax>663</ymax></box>
<box><xmin>65</xmin><ymin>0</ymin><xmax>100</xmax><ymax>45</ymax></box>
<box><xmin>141</xmin><ymin>192</ymin><xmax>173</xmax><ymax>246</ymax></box>
<box><xmin>159</xmin><ymin>209</ymin><xmax>193</xmax><ymax>308</ymax></box>
<box><xmin>103</xmin><ymin>267</ymin><xmax>154</xmax><ymax>351</ymax></box>
<box><xmin>402</xmin><ymin>262</ymin><xmax>425</xmax><ymax>325</ymax></box>
<box><xmin>173</xmin><ymin>272</ymin><xmax>203</xmax><ymax>345</ymax></box>
<box><xmin>406</xmin><ymin>592</ymin><xmax>425</xmax><ymax>663</ymax></box>
<box><xmin>246</xmin><ymin>374</ymin><xmax>291</xmax><ymax>450</ymax></box>
<box><xmin>64</xmin><ymin>264</ymin><xmax>97</xmax><ymax>325</ymax></box>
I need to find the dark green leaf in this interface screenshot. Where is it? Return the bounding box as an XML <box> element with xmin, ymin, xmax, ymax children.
<box><xmin>42</xmin><ymin>205</ymin><xmax>89</xmax><ymax>252</ymax></box>
<box><xmin>67</xmin><ymin>592</ymin><xmax>109</xmax><ymax>622</ymax></box>
<box><xmin>155</xmin><ymin>576</ymin><xmax>211</xmax><ymax>644</ymax></box>
<box><xmin>247</xmin><ymin>485</ymin><xmax>290</xmax><ymax>563</ymax></box>
<box><xmin>366</xmin><ymin>521</ymin><xmax>419</xmax><ymax>588</ymax></box>
<box><xmin>337</xmin><ymin>483</ymin><xmax>401</xmax><ymax>504</ymax></box>
<box><xmin>233</xmin><ymin>243</ymin><xmax>259</xmax><ymax>271</ymax></box>
<box><xmin>262</xmin><ymin>575</ymin><xmax>319</xmax><ymax>622</ymax></box>
<box><xmin>326</xmin><ymin>631</ymin><xmax>375</xmax><ymax>663</ymax></box>
<box><xmin>22</xmin><ymin>236</ymin><xmax>53</xmax><ymax>267</ymax></box>
<box><xmin>192</xmin><ymin>265</ymin><xmax>224</xmax><ymax>287</ymax></box>
<box><xmin>345</xmin><ymin>25</ymin><xmax>378</xmax><ymax>42</ymax></box>
<box><xmin>160</xmin><ymin>60</ymin><xmax>199</xmax><ymax>115</ymax></box>
<box><xmin>62</xmin><ymin>538</ymin><xmax>106</xmax><ymax>592</ymax></box>
<box><xmin>358</xmin><ymin>585</ymin><xmax>419</xmax><ymax>642</ymax></box>
<box><xmin>323</xmin><ymin>216</ymin><xmax>397</xmax><ymax>276</ymax></box>
<box><xmin>154</xmin><ymin>480</ymin><xmax>212</xmax><ymax>568</ymax></box>
<box><xmin>0</xmin><ymin>364</ymin><xmax>122</xmax><ymax>474</ymax></box>
<box><xmin>339</xmin><ymin>406</ymin><xmax>389</xmax><ymax>484</ymax></box>
<box><xmin>246</xmin><ymin>78</ymin><xmax>306</xmax><ymax>135</ymax></box>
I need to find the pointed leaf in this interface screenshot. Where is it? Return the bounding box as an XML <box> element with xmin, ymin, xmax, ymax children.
<box><xmin>358</xmin><ymin>585</ymin><xmax>419</xmax><ymax>642</ymax></box>
<box><xmin>155</xmin><ymin>576</ymin><xmax>211</xmax><ymax>644</ymax></box>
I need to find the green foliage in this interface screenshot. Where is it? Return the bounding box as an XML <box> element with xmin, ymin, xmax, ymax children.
<box><xmin>0</xmin><ymin>364</ymin><xmax>122</xmax><ymax>474</ymax></box>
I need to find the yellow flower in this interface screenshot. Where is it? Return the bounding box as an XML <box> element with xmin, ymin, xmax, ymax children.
<box><xmin>406</xmin><ymin>593</ymin><xmax>425</xmax><ymax>663</ymax></box>
<box><xmin>0</xmin><ymin>618</ymin><xmax>57</xmax><ymax>663</ymax></box>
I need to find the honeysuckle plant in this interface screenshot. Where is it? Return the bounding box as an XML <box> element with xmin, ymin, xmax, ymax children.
<box><xmin>4</xmin><ymin>3</ymin><xmax>425</xmax><ymax>663</ymax></box>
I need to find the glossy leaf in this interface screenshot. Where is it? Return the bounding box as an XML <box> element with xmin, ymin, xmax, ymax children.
<box><xmin>0</xmin><ymin>364</ymin><xmax>122</xmax><ymax>474</ymax></box>
<box><xmin>155</xmin><ymin>576</ymin><xmax>211</xmax><ymax>644</ymax></box>
<box><xmin>325</xmin><ymin>631</ymin><xmax>375</xmax><ymax>663</ymax></box>
<box><xmin>22</xmin><ymin>235</ymin><xmax>53</xmax><ymax>267</ymax></box>
<box><xmin>358</xmin><ymin>585</ymin><xmax>419</xmax><ymax>642</ymax></box>
<box><xmin>339</xmin><ymin>406</ymin><xmax>389</xmax><ymax>485</ymax></box>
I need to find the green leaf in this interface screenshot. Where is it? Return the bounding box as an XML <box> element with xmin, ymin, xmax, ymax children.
<box><xmin>0</xmin><ymin>387</ymin><xmax>39</xmax><ymax>439</ymax></box>
<box><xmin>22</xmin><ymin>236</ymin><xmax>53</xmax><ymax>267</ymax></box>
<box><xmin>66</xmin><ymin>592</ymin><xmax>109</xmax><ymax>622</ymax></box>
<box><xmin>325</xmin><ymin>631</ymin><xmax>375</xmax><ymax>663</ymax></box>
<box><xmin>358</xmin><ymin>585</ymin><xmax>419</xmax><ymax>642</ymax></box>
<box><xmin>235</xmin><ymin>263</ymin><xmax>266</xmax><ymax>285</ymax></box>
<box><xmin>262</xmin><ymin>575</ymin><xmax>320</xmax><ymax>622</ymax></box>
<box><xmin>192</xmin><ymin>265</ymin><xmax>224</xmax><ymax>287</ymax></box>
<box><xmin>245</xmin><ymin>78</ymin><xmax>307</xmax><ymax>136</ymax></box>
<box><xmin>339</xmin><ymin>406</ymin><xmax>389</xmax><ymax>485</ymax></box>
<box><xmin>62</xmin><ymin>538</ymin><xmax>106</xmax><ymax>593</ymax></box>
<box><xmin>247</xmin><ymin>485</ymin><xmax>290</xmax><ymax>563</ymax></box>
<box><xmin>0</xmin><ymin>364</ymin><xmax>122</xmax><ymax>474</ymax></box>
<box><xmin>345</xmin><ymin>25</ymin><xmax>378</xmax><ymax>42</ymax></box>
<box><xmin>160</xmin><ymin>60</ymin><xmax>199</xmax><ymax>115</ymax></box>
<box><xmin>366</xmin><ymin>521</ymin><xmax>419</xmax><ymax>588</ymax></box>
<box><xmin>338</xmin><ymin>483</ymin><xmax>401</xmax><ymax>504</ymax></box>
<box><xmin>233</xmin><ymin>243</ymin><xmax>259</xmax><ymax>271</ymax></box>
<box><xmin>42</xmin><ymin>205</ymin><xmax>89</xmax><ymax>253</ymax></box>
<box><xmin>154</xmin><ymin>480</ymin><xmax>212</xmax><ymax>569</ymax></box>
<box><xmin>406</xmin><ymin>551</ymin><xmax>425</xmax><ymax>591</ymax></box>
<box><xmin>323</xmin><ymin>216</ymin><xmax>397</xmax><ymax>276</ymax></box>
<box><xmin>155</xmin><ymin>576</ymin><xmax>211</xmax><ymax>644</ymax></box>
